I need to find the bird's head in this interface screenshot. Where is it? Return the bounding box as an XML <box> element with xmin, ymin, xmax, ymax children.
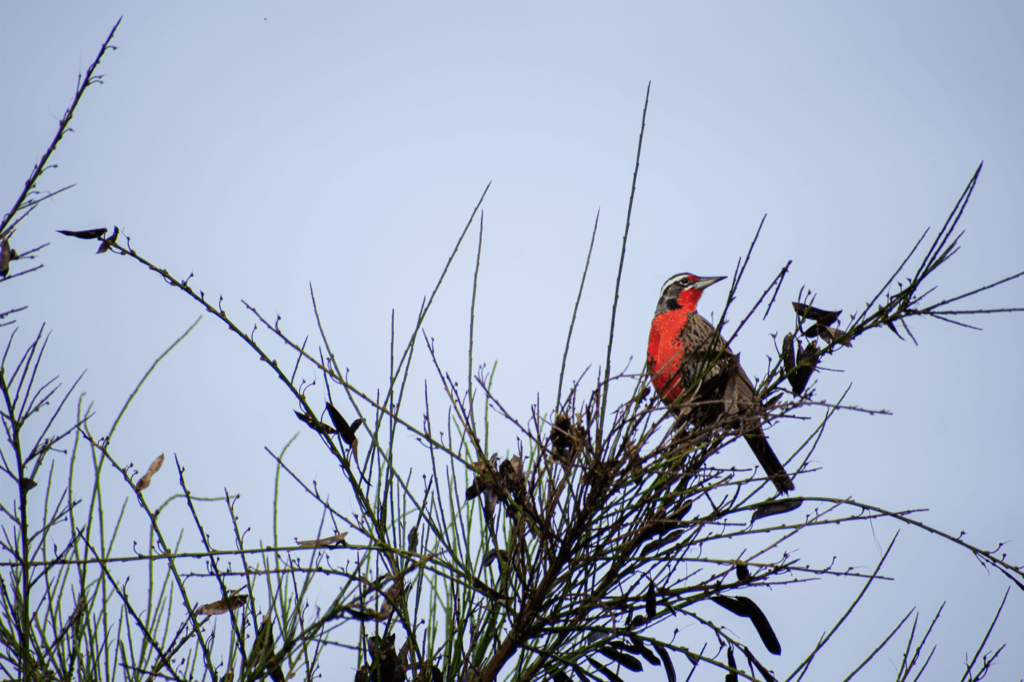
<box><xmin>655</xmin><ymin>273</ymin><xmax>726</xmax><ymax>316</ymax></box>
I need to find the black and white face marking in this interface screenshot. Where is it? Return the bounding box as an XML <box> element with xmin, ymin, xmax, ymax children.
<box><xmin>654</xmin><ymin>273</ymin><xmax>726</xmax><ymax>316</ymax></box>
<box><xmin>655</xmin><ymin>273</ymin><xmax>698</xmax><ymax>314</ymax></box>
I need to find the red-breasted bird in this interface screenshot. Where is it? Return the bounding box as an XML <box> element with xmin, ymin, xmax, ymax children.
<box><xmin>647</xmin><ymin>273</ymin><xmax>795</xmax><ymax>493</ymax></box>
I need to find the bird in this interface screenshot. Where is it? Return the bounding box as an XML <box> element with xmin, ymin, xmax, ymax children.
<box><xmin>646</xmin><ymin>272</ymin><xmax>795</xmax><ymax>493</ymax></box>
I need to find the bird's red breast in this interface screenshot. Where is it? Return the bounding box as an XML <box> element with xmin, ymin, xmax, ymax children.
<box><xmin>647</xmin><ymin>308</ymin><xmax>689</xmax><ymax>405</ymax></box>
<box><xmin>647</xmin><ymin>273</ymin><xmax>712</xmax><ymax>406</ymax></box>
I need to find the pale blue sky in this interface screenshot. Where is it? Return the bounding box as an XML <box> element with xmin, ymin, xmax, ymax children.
<box><xmin>3</xmin><ymin>2</ymin><xmax>1023</xmax><ymax>679</ymax></box>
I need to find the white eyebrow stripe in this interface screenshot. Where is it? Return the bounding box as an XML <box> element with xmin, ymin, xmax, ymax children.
<box><xmin>660</xmin><ymin>273</ymin><xmax>693</xmax><ymax>297</ymax></box>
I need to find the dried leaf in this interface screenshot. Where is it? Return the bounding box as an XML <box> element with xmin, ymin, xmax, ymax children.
<box><xmin>645</xmin><ymin>581</ymin><xmax>657</xmax><ymax>619</ymax></box>
<box><xmin>408</xmin><ymin>525</ymin><xmax>418</xmax><ymax>552</ymax></box>
<box><xmin>596</xmin><ymin>647</ymin><xmax>643</xmax><ymax>672</ymax></box>
<box><xmin>880</xmin><ymin>305</ymin><xmax>905</xmax><ymax>340</ymax></box>
<box><xmin>355</xmin><ymin>633</ymin><xmax>400</xmax><ymax>682</ymax></box>
<box><xmin>19</xmin><ymin>477</ymin><xmax>37</xmax><ymax>493</ymax></box>
<box><xmin>295</xmin><ymin>410</ymin><xmax>333</xmax><ymax>435</ymax></box>
<box><xmin>637</xmin><ymin>500</ymin><xmax>692</xmax><ymax>555</ymax></box>
<box><xmin>134</xmin><ymin>454</ymin><xmax>165</xmax><ymax>491</ymax></box>
<box><xmin>725</xmin><ymin>647</ymin><xmax>738</xmax><ymax>682</ymax></box>
<box><xmin>781</xmin><ymin>333</ymin><xmax>796</xmax><ymax>376</ymax></box>
<box><xmin>0</xmin><ymin>238</ymin><xmax>10</xmax><ymax>277</ymax></box>
<box><xmin>792</xmin><ymin>302</ymin><xmax>840</xmax><ymax>326</ymax></box>
<box><xmin>466</xmin><ymin>460</ymin><xmax>488</xmax><ymax>474</ymax></box>
<box><xmin>652</xmin><ymin>642</ymin><xmax>677</xmax><ymax>682</ymax></box>
<box><xmin>587</xmin><ymin>656</ymin><xmax>624</xmax><ymax>682</ymax></box>
<box><xmin>550</xmin><ymin>412</ymin><xmax>582</xmax><ymax>463</ymax></box>
<box><xmin>296</xmin><ymin>532</ymin><xmax>348</xmax><ymax>548</ymax></box>
<box><xmin>711</xmin><ymin>595</ymin><xmax>781</xmax><ymax>655</ymax></box>
<box><xmin>640</xmin><ymin>528</ymin><xmax>686</xmax><ymax>557</ymax></box>
<box><xmin>735</xmin><ymin>563</ymin><xmax>750</xmax><ymax>581</ymax></box>
<box><xmin>466</xmin><ymin>475</ymin><xmax>485</xmax><ymax>501</ymax></box>
<box><xmin>804</xmin><ymin>323</ymin><xmax>851</xmax><ymax>347</ymax></box>
<box><xmin>378</xmin><ymin>579</ymin><xmax>404</xmax><ymax>620</ymax></box>
<box><xmin>484</xmin><ymin>486</ymin><xmax>498</xmax><ymax>528</ymax></box>
<box><xmin>57</xmin><ymin>228</ymin><xmax>107</xmax><ymax>240</ymax></box>
<box><xmin>781</xmin><ymin>333</ymin><xmax>815</xmax><ymax>396</ymax></box>
<box><xmin>97</xmin><ymin>226</ymin><xmax>119</xmax><ymax>253</ymax></box>
<box><xmin>194</xmin><ymin>593</ymin><xmax>248</xmax><ymax>615</ymax></box>
<box><xmin>751</xmin><ymin>498</ymin><xmax>803</xmax><ymax>522</ymax></box>
<box><xmin>325</xmin><ymin>402</ymin><xmax>362</xmax><ymax>458</ymax></box>
<box><xmin>626</xmin><ymin>635</ymin><xmax>661</xmax><ymax>667</ymax></box>
<box><xmin>501</xmin><ymin>454</ymin><xmax>526</xmax><ymax>511</ymax></box>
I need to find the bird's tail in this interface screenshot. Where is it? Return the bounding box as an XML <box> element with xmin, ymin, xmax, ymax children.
<box><xmin>743</xmin><ymin>430</ymin><xmax>795</xmax><ymax>493</ymax></box>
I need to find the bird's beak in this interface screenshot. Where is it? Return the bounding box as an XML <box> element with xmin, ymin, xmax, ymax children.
<box><xmin>693</xmin><ymin>276</ymin><xmax>727</xmax><ymax>290</ymax></box>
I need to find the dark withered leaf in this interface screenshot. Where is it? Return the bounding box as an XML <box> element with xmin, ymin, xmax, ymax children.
<box><xmin>792</xmin><ymin>302</ymin><xmax>840</xmax><ymax>326</ymax></box>
<box><xmin>484</xmin><ymin>486</ymin><xmax>498</xmax><ymax>527</ymax></box>
<box><xmin>711</xmin><ymin>596</ymin><xmax>781</xmax><ymax>655</ymax></box>
<box><xmin>781</xmin><ymin>333</ymin><xmax>796</xmax><ymax>375</ymax></box>
<box><xmin>613</xmin><ymin>638</ymin><xmax>642</xmax><ymax>655</ymax></box>
<box><xmin>795</xmin><ymin>341</ymin><xmax>819</xmax><ymax>392</ymax></box>
<box><xmin>596</xmin><ymin>648</ymin><xmax>643</xmax><ymax>673</ymax></box>
<box><xmin>587</xmin><ymin>656</ymin><xmax>624</xmax><ymax>682</ymax></box>
<box><xmin>58</xmin><ymin>228</ymin><xmax>107</xmax><ymax>240</ymax></box>
<box><xmin>548</xmin><ymin>670</ymin><xmax>570</xmax><ymax>682</ymax></box>
<box><xmin>804</xmin><ymin>323</ymin><xmax>852</xmax><ymax>347</ymax></box>
<box><xmin>736</xmin><ymin>563</ymin><xmax>750</xmax><ymax>581</ymax></box>
<box><xmin>296</xmin><ymin>532</ymin><xmax>347</xmax><ymax>547</ymax></box>
<box><xmin>725</xmin><ymin>648</ymin><xmax>738</xmax><ymax>682</ymax></box>
<box><xmin>466</xmin><ymin>476</ymin><xmax>485</xmax><ymax>501</ymax></box>
<box><xmin>781</xmin><ymin>333</ymin><xmax>814</xmax><ymax>396</ymax></box>
<box><xmin>408</xmin><ymin>525</ymin><xmax>418</xmax><ymax>552</ymax></box>
<box><xmin>652</xmin><ymin>642</ymin><xmax>676</xmax><ymax>682</ymax></box>
<box><xmin>751</xmin><ymin>498</ymin><xmax>803</xmax><ymax>523</ymax></box>
<box><xmin>19</xmin><ymin>477</ymin><xmax>37</xmax><ymax>493</ymax></box>
<box><xmin>630</xmin><ymin>615</ymin><xmax>648</xmax><ymax>628</ymax></box>
<box><xmin>134</xmin><ymin>454</ymin><xmax>165</xmax><ymax>492</ymax></box>
<box><xmin>97</xmin><ymin>226</ymin><xmax>119</xmax><ymax>254</ymax></box>
<box><xmin>880</xmin><ymin>305</ymin><xmax>905</xmax><ymax>340</ymax></box>
<box><xmin>550</xmin><ymin>412</ymin><xmax>582</xmax><ymax>464</ymax></box>
<box><xmin>355</xmin><ymin>632</ymin><xmax>399</xmax><ymax>682</ymax></box>
<box><xmin>325</xmin><ymin>402</ymin><xmax>362</xmax><ymax>446</ymax></box>
<box><xmin>640</xmin><ymin>528</ymin><xmax>686</xmax><ymax>557</ymax></box>
<box><xmin>0</xmin><ymin>239</ymin><xmax>10</xmax><ymax>277</ymax></box>
<box><xmin>501</xmin><ymin>455</ymin><xmax>526</xmax><ymax>508</ymax></box>
<box><xmin>377</xmin><ymin>579</ymin><xmax>404</xmax><ymax>620</ymax></box>
<box><xmin>627</xmin><ymin>635</ymin><xmax>661</xmax><ymax>667</ymax></box>
<box><xmin>635</xmin><ymin>500</ymin><xmax>691</xmax><ymax>552</ymax></box>
<box><xmin>195</xmin><ymin>593</ymin><xmax>248</xmax><ymax>615</ymax></box>
<box><xmin>295</xmin><ymin>410</ymin><xmax>333</xmax><ymax>435</ymax></box>
<box><xmin>646</xmin><ymin>581</ymin><xmax>656</xmax><ymax>619</ymax></box>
